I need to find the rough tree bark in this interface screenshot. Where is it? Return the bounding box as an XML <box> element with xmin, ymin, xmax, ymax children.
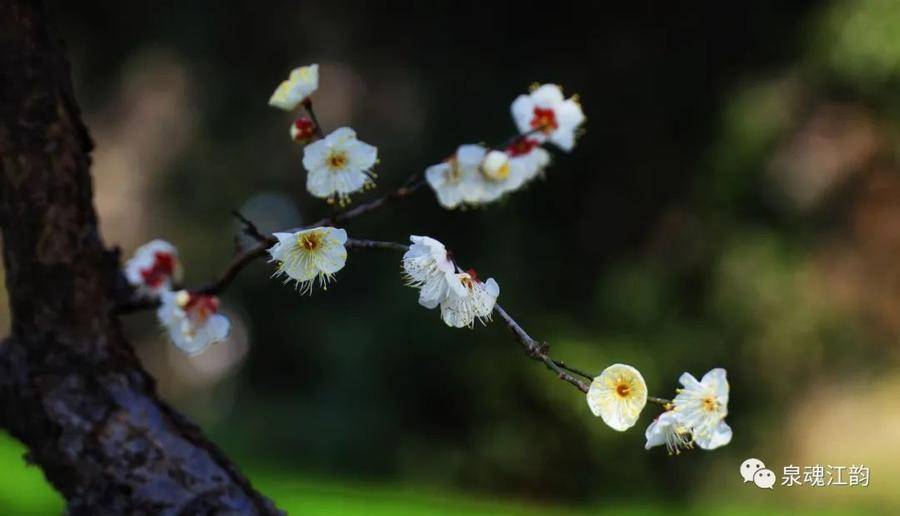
<box><xmin>0</xmin><ymin>1</ymin><xmax>281</xmax><ymax>513</ymax></box>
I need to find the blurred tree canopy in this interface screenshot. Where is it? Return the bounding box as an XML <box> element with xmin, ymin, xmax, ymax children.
<box><xmin>4</xmin><ymin>0</ymin><xmax>899</xmax><ymax>512</ymax></box>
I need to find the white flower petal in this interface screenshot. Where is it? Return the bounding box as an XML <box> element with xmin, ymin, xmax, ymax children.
<box><xmin>268</xmin><ymin>64</ymin><xmax>319</xmax><ymax>111</ymax></box>
<box><xmin>511</xmin><ymin>94</ymin><xmax>536</xmax><ymax>135</ymax></box>
<box><xmin>531</xmin><ymin>84</ymin><xmax>565</xmax><ymax>106</ymax></box>
<box><xmin>695</xmin><ymin>420</ymin><xmax>732</xmax><ymax>450</ymax></box>
<box><xmin>268</xmin><ymin>227</ymin><xmax>348</xmax><ymax>292</ymax></box>
<box><xmin>586</xmin><ymin>363</ymin><xmax>647</xmax><ymax>431</ymax></box>
<box><xmin>302</xmin><ymin>128</ymin><xmax>377</xmax><ymax>200</ymax></box>
<box><xmin>125</xmin><ymin>239</ymin><xmax>181</xmax><ymax>294</ymax></box>
<box><xmin>327</xmin><ymin>126</ymin><xmax>356</xmax><ymax>144</ymax></box>
<box><xmin>347</xmin><ymin>140</ymin><xmax>378</xmax><ymax>170</ymax></box>
<box><xmin>438</xmin><ymin>273</ymin><xmax>499</xmax><ymax>328</ymax></box>
<box><xmin>456</xmin><ymin>144</ymin><xmax>487</xmax><ymax>167</ymax></box>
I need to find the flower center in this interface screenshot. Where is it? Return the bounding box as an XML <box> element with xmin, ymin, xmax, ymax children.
<box><xmin>298</xmin><ymin>231</ymin><xmax>324</xmax><ymax>251</ymax></box>
<box><xmin>326</xmin><ymin>150</ymin><xmax>348</xmax><ymax>171</ymax></box>
<box><xmin>530</xmin><ymin>107</ymin><xmax>558</xmax><ymax>133</ymax></box>
<box><xmin>180</xmin><ymin>292</ymin><xmax>219</xmax><ymax>323</ymax></box>
<box><xmin>615</xmin><ymin>381</ymin><xmax>631</xmax><ymax>398</ymax></box>
<box><xmin>702</xmin><ymin>395</ymin><xmax>719</xmax><ymax>413</ymax></box>
<box><xmin>446</xmin><ymin>158</ymin><xmax>462</xmax><ymax>182</ymax></box>
<box><xmin>460</xmin><ymin>269</ymin><xmax>480</xmax><ymax>290</ymax></box>
<box><xmin>140</xmin><ymin>252</ymin><xmax>175</xmax><ymax>288</ymax></box>
<box><xmin>486</xmin><ymin>162</ymin><xmax>510</xmax><ymax>181</ymax></box>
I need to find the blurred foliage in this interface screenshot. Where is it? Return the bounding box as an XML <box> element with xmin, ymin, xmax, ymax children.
<box><xmin>3</xmin><ymin>0</ymin><xmax>900</xmax><ymax>512</ymax></box>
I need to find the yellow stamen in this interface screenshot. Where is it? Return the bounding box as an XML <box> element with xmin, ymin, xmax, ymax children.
<box><xmin>298</xmin><ymin>231</ymin><xmax>324</xmax><ymax>251</ymax></box>
<box><xmin>326</xmin><ymin>150</ymin><xmax>348</xmax><ymax>171</ymax></box>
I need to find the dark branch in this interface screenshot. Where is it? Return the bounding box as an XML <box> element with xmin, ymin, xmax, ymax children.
<box><xmin>493</xmin><ymin>304</ymin><xmax>590</xmax><ymax>393</ymax></box>
<box><xmin>232</xmin><ymin>210</ymin><xmax>268</xmax><ymax>242</ymax></box>
<box><xmin>346</xmin><ymin>238</ymin><xmax>410</xmax><ymax>252</ymax></box>
<box><xmin>307</xmin><ymin>176</ymin><xmax>426</xmax><ymax>228</ymax></box>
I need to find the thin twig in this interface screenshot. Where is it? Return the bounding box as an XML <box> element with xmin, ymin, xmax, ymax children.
<box><xmin>494</xmin><ymin>303</ymin><xmax>590</xmax><ymax>393</ymax></box>
<box><xmin>306</xmin><ymin>176</ymin><xmax>426</xmax><ymax>228</ymax></box>
<box><xmin>197</xmin><ymin>240</ymin><xmax>275</xmax><ymax>296</ymax></box>
<box><xmin>302</xmin><ymin>98</ymin><xmax>326</xmax><ymax>138</ymax></box>
<box><xmin>232</xmin><ymin>210</ymin><xmax>268</xmax><ymax>242</ymax></box>
<box><xmin>551</xmin><ymin>360</ymin><xmax>595</xmax><ymax>380</ymax></box>
<box><xmin>345</xmin><ymin>239</ymin><xmax>410</xmax><ymax>252</ymax></box>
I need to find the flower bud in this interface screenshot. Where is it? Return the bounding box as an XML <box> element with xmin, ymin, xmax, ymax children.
<box><xmin>481</xmin><ymin>150</ymin><xmax>510</xmax><ymax>181</ymax></box>
<box><xmin>290</xmin><ymin>117</ymin><xmax>317</xmax><ymax>143</ymax></box>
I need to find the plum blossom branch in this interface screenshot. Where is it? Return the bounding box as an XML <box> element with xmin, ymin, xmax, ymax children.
<box><xmin>346</xmin><ymin>238</ymin><xmax>680</xmax><ymax>403</ymax></box>
<box><xmin>120</xmin><ymin>68</ymin><xmax>733</xmax><ymax>455</ymax></box>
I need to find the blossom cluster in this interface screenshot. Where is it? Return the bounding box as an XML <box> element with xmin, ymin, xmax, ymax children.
<box><xmin>401</xmin><ymin>235</ymin><xmax>500</xmax><ymax>328</ymax></box>
<box><xmin>262</xmin><ymin>64</ymin><xmax>730</xmax><ymax>456</ymax></box>
<box><xmin>125</xmin><ymin>240</ymin><xmax>229</xmax><ymax>355</ymax></box>
<box><xmin>269</xmin><ymin>64</ymin><xmax>378</xmax><ymax>206</ymax></box>
<box><xmin>586</xmin><ymin>365</ymin><xmax>731</xmax><ymax>454</ymax></box>
<box><xmin>426</xmin><ymin>83</ymin><xmax>584</xmax><ymax>209</ymax></box>
<box><xmin>118</xmin><ymin>62</ymin><xmax>733</xmax><ymax>462</ymax></box>
<box><xmin>263</xmin><ymin>229</ymin><xmax>500</xmax><ymax>330</ymax></box>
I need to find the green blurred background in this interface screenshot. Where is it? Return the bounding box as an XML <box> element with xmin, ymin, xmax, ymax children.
<box><xmin>3</xmin><ymin>0</ymin><xmax>900</xmax><ymax>513</ymax></box>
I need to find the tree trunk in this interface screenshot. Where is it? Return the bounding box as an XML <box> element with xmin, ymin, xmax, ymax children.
<box><xmin>0</xmin><ymin>1</ymin><xmax>281</xmax><ymax>513</ymax></box>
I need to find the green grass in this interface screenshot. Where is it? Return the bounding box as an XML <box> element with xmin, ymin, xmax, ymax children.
<box><xmin>0</xmin><ymin>433</ymin><xmax>64</xmax><ymax>514</ymax></box>
<box><xmin>0</xmin><ymin>432</ymin><xmax>880</xmax><ymax>515</ymax></box>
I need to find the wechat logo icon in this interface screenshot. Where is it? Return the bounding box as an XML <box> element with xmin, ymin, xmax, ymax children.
<box><xmin>741</xmin><ymin>458</ymin><xmax>773</xmax><ymax>489</ymax></box>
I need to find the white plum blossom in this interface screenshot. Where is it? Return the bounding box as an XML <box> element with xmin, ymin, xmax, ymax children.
<box><xmin>269</xmin><ymin>64</ymin><xmax>319</xmax><ymax>111</ymax></box>
<box><xmin>671</xmin><ymin>368</ymin><xmax>732</xmax><ymax>450</ymax></box>
<box><xmin>478</xmin><ymin>140</ymin><xmax>552</xmax><ymax>203</ymax></box>
<box><xmin>402</xmin><ymin>236</ymin><xmax>456</xmax><ymax>309</ymax></box>
<box><xmin>511</xmin><ymin>83</ymin><xmax>585</xmax><ymax>151</ymax></box>
<box><xmin>586</xmin><ymin>363</ymin><xmax>648</xmax><ymax>431</ymax></box>
<box><xmin>303</xmin><ymin>127</ymin><xmax>378</xmax><ymax>205</ymax></box>
<box><xmin>505</xmin><ymin>138</ymin><xmax>551</xmax><ymax>190</ymax></box>
<box><xmin>439</xmin><ymin>270</ymin><xmax>500</xmax><ymax>328</ymax></box>
<box><xmin>268</xmin><ymin>227</ymin><xmax>348</xmax><ymax>293</ymax></box>
<box><xmin>645</xmin><ymin>410</ymin><xmax>694</xmax><ymax>455</ymax></box>
<box><xmin>125</xmin><ymin>239</ymin><xmax>182</xmax><ymax>295</ymax></box>
<box><xmin>158</xmin><ymin>290</ymin><xmax>230</xmax><ymax>355</ymax></box>
<box><xmin>426</xmin><ymin>140</ymin><xmax>552</xmax><ymax>208</ymax></box>
<box><xmin>425</xmin><ymin>144</ymin><xmax>488</xmax><ymax>209</ymax></box>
